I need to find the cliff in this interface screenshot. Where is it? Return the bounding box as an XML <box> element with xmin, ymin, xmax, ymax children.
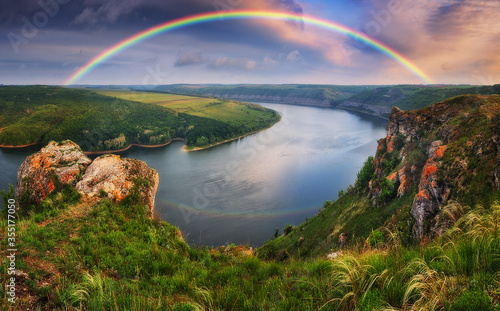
<box><xmin>16</xmin><ymin>140</ymin><xmax>159</xmax><ymax>214</ymax></box>
<box><xmin>369</xmin><ymin>94</ymin><xmax>500</xmax><ymax>239</ymax></box>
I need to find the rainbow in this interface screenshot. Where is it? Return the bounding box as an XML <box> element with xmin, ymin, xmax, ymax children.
<box><xmin>63</xmin><ymin>10</ymin><xmax>433</xmax><ymax>85</ymax></box>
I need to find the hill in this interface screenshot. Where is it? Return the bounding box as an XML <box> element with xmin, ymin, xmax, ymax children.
<box><xmin>0</xmin><ymin>86</ymin><xmax>279</xmax><ymax>152</ymax></box>
<box><xmin>92</xmin><ymin>89</ymin><xmax>280</xmax><ymax>138</ymax></box>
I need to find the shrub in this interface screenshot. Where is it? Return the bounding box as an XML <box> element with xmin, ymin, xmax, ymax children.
<box><xmin>356</xmin><ymin>156</ymin><xmax>375</xmax><ymax>192</ymax></box>
<box><xmin>99</xmin><ymin>189</ymin><xmax>107</xmax><ymax>198</ymax></box>
<box><xmin>450</xmin><ymin>289</ymin><xmax>493</xmax><ymax>311</ymax></box>
<box><xmin>368</xmin><ymin>229</ymin><xmax>384</xmax><ymax>247</ymax></box>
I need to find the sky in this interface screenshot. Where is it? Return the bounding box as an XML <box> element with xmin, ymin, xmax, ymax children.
<box><xmin>1</xmin><ymin>0</ymin><xmax>499</xmax><ymax>85</ymax></box>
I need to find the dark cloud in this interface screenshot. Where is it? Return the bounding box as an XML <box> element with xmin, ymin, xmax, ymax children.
<box><xmin>71</xmin><ymin>0</ymin><xmax>224</xmax><ymax>26</ymax></box>
<box><xmin>73</xmin><ymin>0</ymin><xmax>152</xmax><ymax>25</ymax></box>
<box><xmin>174</xmin><ymin>51</ymin><xmax>205</xmax><ymax>67</ymax></box>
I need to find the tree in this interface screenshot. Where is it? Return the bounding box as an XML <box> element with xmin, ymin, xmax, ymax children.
<box><xmin>356</xmin><ymin>156</ymin><xmax>375</xmax><ymax>191</ymax></box>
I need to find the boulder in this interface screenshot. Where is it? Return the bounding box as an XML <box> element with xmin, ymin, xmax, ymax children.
<box><xmin>76</xmin><ymin>154</ymin><xmax>159</xmax><ymax>214</ymax></box>
<box><xmin>16</xmin><ymin>140</ymin><xmax>91</xmax><ymax>205</ymax></box>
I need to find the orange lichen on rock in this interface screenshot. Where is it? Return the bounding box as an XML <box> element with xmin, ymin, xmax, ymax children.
<box><xmin>387</xmin><ymin>137</ymin><xmax>394</xmax><ymax>153</ymax></box>
<box><xmin>415</xmin><ymin>189</ymin><xmax>430</xmax><ymax>200</ymax></box>
<box><xmin>435</xmin><ymin>145</ymin><xmax>447</xmax><ymax>158</ymax></box>
<box><xmin>76</xmin><ymin>154</ymin><xmax>159</xmax><ymax>215</ymax></box>
<box><xmin>397</xmin><ymin>167</ymin><xmax>410</xmax><ymax>197</ymax></box>
<box><xmin>420</xmin><ymin>161</ymin><xmax>438</xmax><ymax>187</ymax></box>
<box><xmin>47</xmin><ymin>180</ymin><xmax>55</xmax><ymax>193</ymax></box>
<box><xmin>16</xmin><ymin>140</ymin><xmax>91</xmax><ymax>206</ymax></box>
<box><xmin>387</xmin><ymin>171</ymin><xmax>398</xmax><ymax>182</ymax></box>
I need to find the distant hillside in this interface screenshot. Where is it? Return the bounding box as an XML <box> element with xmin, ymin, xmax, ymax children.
<box><xmin>260</xmin><ymin>94</ymin><xmax>500</xmax><ymax>258</ymax></box>
<box><xmin>337</xmin><ymin>85</ymin><xmax>500</xmax><ymax>118</ymax></box>
<box><xmin>152</xmin><ymin>84</ymin><xmax>376</xmax><ymax>107</ymax></box>
<box><xmin>0</xmin><ymin>86</ymin><xmax>279</xmax><ymax>151</ymax></box>
<box><xmin>152</xmin><ymin>84</ymin><xmax>500</xmax><ymax>119</ymax></box>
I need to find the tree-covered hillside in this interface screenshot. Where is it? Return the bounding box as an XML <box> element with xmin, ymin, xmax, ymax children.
<box><xmin>0</xmin><ymin>86</ymin><xmax>280</xmax><ymax>151</ymax></box>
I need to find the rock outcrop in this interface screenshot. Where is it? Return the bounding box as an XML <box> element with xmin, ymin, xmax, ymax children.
<box><xmin>17</xmin><ymin>141</ymin><xmax>159</xmax><ymax>215</ymax></box>
<box><xmin>16</xmin><ymin>140</ymin><xmax>91</xmax><ymax>205</ymax></box>
<box><xmin>411</xmin><ymin>141</ymin><xmax>449</xmax><ymax>239</ymax></box>
<box><xmin>368</xmin><ymin>95</ymin><xmax>500</xmax><ymax>239</ymax></box>
<box><xmin>76</xmin><ymin>154</ymin><xmax>159</xmax><ymax>214</ymax></box>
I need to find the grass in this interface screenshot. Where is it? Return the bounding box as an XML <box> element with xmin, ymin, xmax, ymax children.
<box><xmin>2</xmin><ymin>182</ymin><xmax>500</xmax><ymax>310</ymax></box>
<box><xmin>93</xmin><ymin>89</ymin><xmax>279</xmax><ymax>129</ymax></box>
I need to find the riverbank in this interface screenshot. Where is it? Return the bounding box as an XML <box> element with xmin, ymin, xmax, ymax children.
<box><xmin>336</xmin><ymin>106</ymin><xmax>389</xmax><ymax>120</ymax></box>
<box><xmin>0</xmin><ymin>141</ymin><xmax>41</xmax><ymax>148</ymax></box>
<box><xmin>83</xmin><ymin>138</ymin><xmax>186</xmax><ymax>155</ymax></box>
<box><xmin>0</xmin><ymin>119</ymin><xmax>281</xmax><ymax>154</ymax></box>
<box><xmin>183</xmin><ymin>114</ymin><xmax>282</xmax><ymax>152</ymax></box>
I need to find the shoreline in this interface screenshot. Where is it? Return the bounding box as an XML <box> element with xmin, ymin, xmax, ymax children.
<box><xmin>0</xmin><ymin>115</ymin><xmax>281</xmax><ymax>154</ymax></box>
<box><xmin>182</xmin><ymin>115</ymin><xmax>282</xmax><ymax>152</ymax></box>
<box><xmin>335</xmin><ymin>106</ymin><xmax>389</xmax><ymax>120</ymax></box>
<box><xmin>0</xmin><ymin>141</ymin><xmax>42</xmax><ymax>148</ymax></box>
<box><xmin>83</xmin><ymin>138</ymin><xmax>185</xmax><ymax>155</ymax></box>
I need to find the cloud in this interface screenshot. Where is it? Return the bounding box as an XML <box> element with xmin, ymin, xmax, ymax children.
<box><xmin>263</xmin><ymin>56</ymin><xmax>278</xmax><ymax>65</ymax></box>
<box><xmin>72</xmin><ymin>0</ymin><xmax>145</xmax><ymax>25</ymax></box>
<box><xmin>286</xmin><ymin>49</ymin><xmax>301</xmax><ymax>62</ymax></box>
<box><xmin>209</xmin><ymin>57</ymin><xmax>257</xmax><ymax>70</ymax></box>
<box><xmin>174</xmin><ymin>51</ymin><xmax>205</xmax><ymax>67</ymax></box>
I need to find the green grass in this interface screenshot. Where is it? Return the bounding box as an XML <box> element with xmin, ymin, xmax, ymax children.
<box><xmin>1</xmin><ymin>183</ymin><xmax>500</xmax><ymax>310</ymax></box>
<box><xmin>94</xmin><ymin>89</ymin><xmax>280</xmax><ymax>129</ymax></box>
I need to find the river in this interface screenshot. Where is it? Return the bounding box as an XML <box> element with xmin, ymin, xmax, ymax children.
<box><xmin>0</xmin><ymin>103</ymin><xmax>387</xmax><ymax>246</ymax></box>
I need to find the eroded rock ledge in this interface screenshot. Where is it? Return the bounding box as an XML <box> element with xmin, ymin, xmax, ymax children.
<box><xmin>16</xmin><ymin>140</ymin><xmax>159</xmax><ymax>215</ymax></box>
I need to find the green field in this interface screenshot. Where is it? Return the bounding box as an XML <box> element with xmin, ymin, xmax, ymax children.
<box><xmin>94</xmin><ymin>89</ymin><xmax>279</xmax><ymax>128</ymax></box>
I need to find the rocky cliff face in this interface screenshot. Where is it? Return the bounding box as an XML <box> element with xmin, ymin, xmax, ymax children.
<box><xmin>369</xmin><ymin>95</ymin><xmax>500</xmax><ymax>239</ymax></box>
<box><xmin>16</xmin><ymin>140</ymin><xmax>91</xmax><ymax>205</ymax></box>
<box><xmin>17</xmin><ymin>141</ymin><xmax>159</xmax><ymax>215</ymax></box>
